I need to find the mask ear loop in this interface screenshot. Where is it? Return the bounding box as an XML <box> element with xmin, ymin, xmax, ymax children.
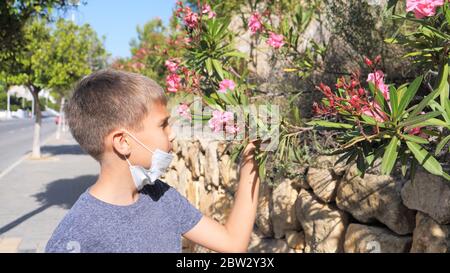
<box><xmin>123</xmin><ymin>129</ymin><xmax>155</xmax><ymax>154</ymax></box>
<box><xmin>120</xmin><ymin>135</ymin><xmax>133</xmax><ymax>167</ymax></box>
<box><xmin>125</xmin><ymin>156</ymin><xmax>132</xmax><ymax>167</ymax></box>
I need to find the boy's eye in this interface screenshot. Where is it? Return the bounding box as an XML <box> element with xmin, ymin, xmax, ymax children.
<box><xmin>160</xmin><ymin>116</ymin><xmax>173</xmax><ymax>128</ymax></box>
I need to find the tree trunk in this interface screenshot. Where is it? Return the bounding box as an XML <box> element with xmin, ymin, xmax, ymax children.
<box><xmin>30</xmin><ymin>86</ymin><xmax>42</xmax><ymax>159</ymax></box>
<box><xmin>56</xmin><ymin>97</ymin><xmax>65</xmax><ymax>140</ymax></box>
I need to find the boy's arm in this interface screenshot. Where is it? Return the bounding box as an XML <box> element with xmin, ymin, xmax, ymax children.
<box><xmin>183</xmin><ymin>141</ymin><xmax>260</xmax><ymax>252</ymax></box>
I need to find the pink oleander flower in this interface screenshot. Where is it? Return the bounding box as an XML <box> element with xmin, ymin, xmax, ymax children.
<box><xmin>361</xmin><ymin>102</ymin><xmax>388</xmax><ymax>122</ymax></box>
<box><xmin>407</xmin><ymin>112</ymin><xmax>428</xmax><ymax>136</ymax></box>
<box><xmin>364</xmin><ymin>56</ymin><xmax>373</xmax><ymax>67</ymax></box>
<box><xmin>177</xmin><ymin>103</ymin><xmax>191</xmax><ymax>120</ymax></box>
<box><xmin>208</xmin><ymin>110</ymin><xmax>236</xmax><ymax>133</ymax></box>
<box><xmin>218</xmin><ymin>79</ymin><xmax>236</xmax><ymax>93</ymax></box>
<box><xmin>131</xmin><ymin>62</ymin><xmax>145</xmax><ymax>71</ymax></box>
<box><xmin>407</xmin><ymin>126</ymin><xmax>429</xmax><ymax>138</ymax></box>
<box><xmin>225</xmin><ymin>124</ymin><xmax>240</xmax><ymax>134</ymax></box>
<box><xmin>408</xmin><ymin>127</ymin><xmax>422</xmax><ymax>135</ymax></box>
<box><xmin>202</xmin><ymin>4</ymin><xmax>216</xmax><ymax>19</ymax></box>
<box><xmin>367</xmin><ymin>70</ymin><xmax>390</xmax><ymax>100</ymax></box>
<box><xmin>166</xmin><ymin>73</ymin><xmax>181</xmax><ymax>93</ymax></box>
<box><xmin>248</xmin><ymin>12</ymin><xmax>263</xmax><ymax>34</ymax></box>
<box><xmin>184</xmin><ymin>36</ymin><xmax>192</xmax><ymax>44</ymax></box>
<box><xmin>266</xmin><ymin>32</ymin><xmax>285</xmax><ymax>49</ymax></box>
<box><xmin>406</xmin><ymin>0</ymin><xmax>445</xmax><ymax>19</ymax></box>
<box><xmin>183</xmin><ymin>8</ymin><xmax>199</xmax><ymax>29</ymax></box>
<box><xmin>164</xmin><ymin>59</ymin><xmax>179</xmax><ymax>73</ymax></box>
<box><xmin>349</xmin><ymin>95</ymin><xmax>361</xmax><ymax>110</ymax></box>
<box><xmin>135</xmin><ymin>48</ymin><xmax>148</xmax><ymax>59</ymax></box>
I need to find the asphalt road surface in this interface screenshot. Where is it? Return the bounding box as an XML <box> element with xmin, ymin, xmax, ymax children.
<box><xmin>0</xmin><ymin>117</ymin><xmax>58</xmax><ymax>173</ymax></box>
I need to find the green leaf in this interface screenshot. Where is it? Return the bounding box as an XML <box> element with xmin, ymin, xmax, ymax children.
<box><xmin>356</xmin><ymin>149</ymin><xmax>367</xmax><ymax>177</ymax></box>
<box><xmin>397</xmin><ymin>76</ymin><xmax>423</xmax><ymax>118</ymax></box>
<box><xmin>406</xmin><ymin>117</ymin><xmax>449</xmax><ymax>130</ymax></box>
<box><xmin>389</xmin><ymin>85</ymin><xmax>398</xmax><ymax>120</ymax></box>
<box><xmin>409</xmin><ymin>86</ymin><xmax>440</xmax><ymax>118</ymax></box>
<box><xmin>396</xmin><ymin>84</ymin><xmax>408</xmax><ymax>101</ymax></box>
<box><xmin>436</xmin><ymin>134</ymin><xmax>450</xmax><ymax>155</ymax></box>
<box><xmin>381</xmin><ymin>136</ymin><xmax>399</xmax><ymax>175</ymax></box>
<box><xmin>406</xmin><ymin>141</ymin><xmax>443</xmax><ymax>176</ymax></box>
<box><xmin>203</xmin><ymin>95</ymin><xmax>222</xmax><ymax>110</ymax></box>
<box><xmin>421</xmin><ymin>129</ymin><xmax>439</xmax><ymax>137</ymax></box>
<box><xmin>258</xmin><ymin>154</ymin><xmax>268</xmax><ymax>182</ymax></box>
<box><xmin>401</xmin><ymin>134</ymin><xmax>429</xmax><ymax>144</ymax></box>
<box><xmin>440</xmin><ymin>76</ymin><xmax>449</xmax><ymax>110</ymax></box>
<box><xmin>446</xmin><ymin>6</ymin><xmax>450</xmax><ymax>24</ymax></box>
<box><xmin>223</xmin><ymin>51</ymin><xmax>247</xmax><ymax>59</ymax></box>
<box><xmin>361</xmin><ymin>114</ymin><xmax>377</xmax><ymax>125</ymax></box>
<box><xmin>292</xmin><ymin>107</ymin><xmax>301</xmax><ymax>123</ymax></box>
<box><xmin>205</xmin><ymin>58</ymin><xmax>213</xmax><ymax>76</ymax></box>
<box><xmin>428</xmin><ymin>100</ymin><xmax>450</xmax><ymax>125</ymax></box>
<box><xmin>436</xmin><ymin>61</ymin><xmax>449</xmax><ymax>109</ymax></box>
<box><xmin>335</xmin><ymin>150</ymin><xmax>355</xmax><ymax>166</ymax></box>
<box><xmin>446</xmin><ymin>100</ymin><xmax>450</xmax><ymax>119</ymax></box>
<box><xmin>306</xmin><ymin>120</ymin><xmax>354</xmax><ymax>129</ymax></box>
<box><xmin>230</xmin><ymin>145</ymin><xmax>243</xmax><ymax>164</ymax></box>
<box><xmin>399</xmin><ymin>111</ymin><xmax>442</xmax><ymax>128</ymax></box>
<box><xmin>211</xmin><ymin>59</ymin><xmax>224</xmax><ymax>80</ymax></box>
<box><xmin>443</xmin><ymin>172</ymin><xmax>450</xmax><ymax>182</ymax></box>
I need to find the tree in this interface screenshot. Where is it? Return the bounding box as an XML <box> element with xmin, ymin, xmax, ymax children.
<box><xmin>4</xmin><ymin>19</ymin><xmax>51</xmax><ymax>159</ymax></box>
<box><xmin>0</xmin><ymin>0</ymin><xmax>76</xmax><ymax>73</ymax></box>
<box><xmin>112</xmin><ymin>17</ymin><xmax>184</xmax><ymax>86</ymax></box>
<box><xmin>44</xmin><ymin>19</ymin><xmax>108</xmax><ymax>139</ymax></box>
<box><xmin>3</xmin><ymin>18</ymin><xmax>107</xmax><ymax>159</ymax></box>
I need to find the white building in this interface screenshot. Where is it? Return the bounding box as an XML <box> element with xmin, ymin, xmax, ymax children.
<box><xmin>0</xmin><ymin>86</ymin><xmax>57</xmax><ymax>120</ymax></box>
<box><xmin>8</xmin><ymin>85</ymin><xmax>56</xmax><ymax>104</ymax></box>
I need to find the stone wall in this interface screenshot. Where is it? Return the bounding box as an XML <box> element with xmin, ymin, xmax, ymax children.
<box><xmin>162</xmin><ymin>139</ymin><xmax>450</xmax><ymax>253</ymax></box>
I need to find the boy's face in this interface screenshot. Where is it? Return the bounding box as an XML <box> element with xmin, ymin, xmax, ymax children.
<box><xmin>124</xmin><ymin>102</ymin><xmax>174</xmax><ymax>169</ymax></box>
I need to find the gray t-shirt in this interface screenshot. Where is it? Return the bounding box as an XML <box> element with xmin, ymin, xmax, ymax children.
<box><xmin>45</xmin><ymin>180</ymin><xmax>203</xmax><ymax>253</ymax></box>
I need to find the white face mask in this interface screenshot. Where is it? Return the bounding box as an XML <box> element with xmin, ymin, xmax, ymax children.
<box><xmin>123</xmin><ymin>130</ymin><xmax>174</xmax><ymax>191</ymax></box>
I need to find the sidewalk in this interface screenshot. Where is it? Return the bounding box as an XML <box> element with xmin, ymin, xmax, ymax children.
<box><xmin>0</xmin><ymin>131</ymin><xmax>99</xmax><ymax>253</ymax></box>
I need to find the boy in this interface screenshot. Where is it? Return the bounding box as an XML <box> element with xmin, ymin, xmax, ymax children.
<box><xmin>45</xmin><ymin>69</ymin><xmax>260</xmax><ymax>253</ymax></box>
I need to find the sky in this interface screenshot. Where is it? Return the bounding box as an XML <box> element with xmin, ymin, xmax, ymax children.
<box><xmin>66</xmin><ymin>0</ymin><xmax>176</xmax><ymax>59</ymax></box>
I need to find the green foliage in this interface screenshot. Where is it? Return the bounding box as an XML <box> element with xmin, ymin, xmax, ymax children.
<box><xmin>111</xmin><ymin>18</ymin><xmax>184</xmax><ymax>86</ymax></box>
<box><xmin>0</xmin><ymin>0</ymin><xmax>76</xmax><ymax>72</ymax></box>
<box><xmin>310</xmin><ymin>71</ymin><xmax>449</xmax><ymax>180</ymax></box>
<box><xmin>44</xmin><ymin>19</ymin><xmax>108</xmax><ymax>93</ymax></box>
<box><xmin>387</xmin><ymin>1</ymin><xmax>450</xmax><ymax>72</ymax></box>
<box><xmin>1</xmin><ymin>18</ymin><xmax>107</xmax><ymax>99</ymax></box>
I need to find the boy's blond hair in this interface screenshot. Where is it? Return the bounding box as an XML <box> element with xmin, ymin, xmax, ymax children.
<box><xmin>65</xmin><ymin>69</ymin><xmax>167</xmax><ymax>161</ymax></box>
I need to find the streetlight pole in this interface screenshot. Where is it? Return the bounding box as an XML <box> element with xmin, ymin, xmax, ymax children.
<box><xmin>7</xmin><ymin>91</ymin><xmax>11</xmax><ymax>119</ymax></box>
<box><xmin>69</xmin><ymin>0</ymin><xmax>80</xmax><ymax>23</ymax></box>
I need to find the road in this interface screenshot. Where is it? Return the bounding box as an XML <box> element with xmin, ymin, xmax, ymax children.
<box><xmin>0</xmin><ymin>117</ymin><xmax>58</xmax><ymax>173</ymax></box>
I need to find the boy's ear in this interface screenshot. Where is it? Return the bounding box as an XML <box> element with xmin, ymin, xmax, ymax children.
<box><xmin>111</xmin><ymin>130</ymin><xmax>131</xmax><ymax>156</ymax></box>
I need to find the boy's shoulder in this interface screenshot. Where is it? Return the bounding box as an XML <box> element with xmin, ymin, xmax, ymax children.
<box><xmin>45</xmin><ymin>190</ymin><xmax>104</xmax><ymax>253</ymax></box>
<box><xmin>142</xmin><ymin>180</ymin><xmax>204</xmax><ymax>235</ymax></box>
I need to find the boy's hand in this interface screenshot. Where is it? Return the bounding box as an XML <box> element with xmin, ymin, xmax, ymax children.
<box><xmin>241</xmin><ymin>137</ymin><xmax>269</xmax><ymax>161</ymax></box>
<box><xmin>242</xmin><ymin>139</ymin><xmax>260</xmax><ymax>156</ymax></box>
